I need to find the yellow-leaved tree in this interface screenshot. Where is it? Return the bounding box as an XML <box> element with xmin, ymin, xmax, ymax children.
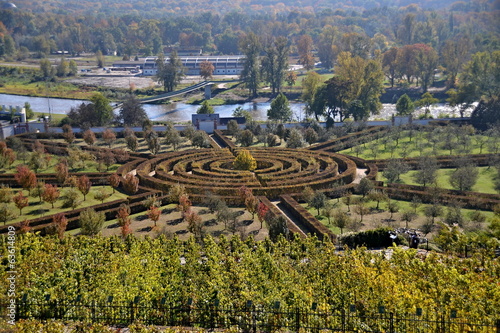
<box><xmin>234</xmin><ymin>149</ymin><xmax>257</xmax><ymax>171</ymax></box>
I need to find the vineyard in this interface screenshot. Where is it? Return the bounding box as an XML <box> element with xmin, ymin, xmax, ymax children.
<box><xmin>1</xmin><ymin>235</ymin><xmax>500</xmax><ymax>330</ymax></box>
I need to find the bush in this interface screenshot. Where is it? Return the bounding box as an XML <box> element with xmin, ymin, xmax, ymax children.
<box><xmin>340</xmin><ymin>227</ymin><xmax>402</xmax><ymax>249</ymax></box>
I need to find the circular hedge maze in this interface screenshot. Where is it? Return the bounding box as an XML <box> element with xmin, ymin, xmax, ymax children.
<box><xmin>132</xmin><ymin>147</ymin><xmax>359</xmax><ymax>202</ymax></box>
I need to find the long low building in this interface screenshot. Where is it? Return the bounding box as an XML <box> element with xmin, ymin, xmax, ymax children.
<box><xmin>142</xmin><ymin>55</ymin><xmax>245</xmax><ymax>76</ymax></box>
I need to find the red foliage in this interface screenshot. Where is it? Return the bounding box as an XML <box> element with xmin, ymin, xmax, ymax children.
<box><xmin>83</xmin><ymin>129</ymin><xmax>96</xmax><ymax>146</ymax></box>
<box><xmin>52</xmin><ymin>213</ymin><xmax>68</xmax><ymax>239</ymax></box>
<box><xmin>77</xmin><ymin>175</ymin><xmax>92</xmax><ymax>200</ymax></box>
<box><xmin>14</xmin><ymin>165</ymin><xmax>37</xmax><ymax>194</ymax></box>
<box><xmin>13</xmin><ymin>191</ymin><xmax>29</xmax><ymax>214</ymax></box>
<box><xmin>42</xmin><ymin>184</ymin><xmax>60</xmax><ymax>208</ymax></box>
<box><xmin>123</xmin><ymin>174</ymin><xmax>139</xmax><ymax>194</ymax></box>
<box><xmin>177</xmin><ymin>193</ymin><xmax>191</xmax><ymax>214</ymax></box>
<box><xmin>55</xmin><ymin>162</ymin><xmax>69</xmax><ymax>185</ymax></box>
<box><xmin>102</xmin><ymin>128</ymin><xmax>117</xmax><ymax>148</ymax></box>
<box><xmin>257</xmin><ymin>201</ymin><xmax>269</xmax><ymax>227</ymax></box>
<box><xmin>147</xmin><ymin>205</ymin><xmax>161</xmax><ymax>227</ymax></box>
<box><xmin>116</xmin><ymin>204</ymin><xmax>131</xmax><ymax>227</ymax></box>
<box><xmin>109</xmin><ymin>174</ymin><xmax>121</xmax><ymax>193</ymax></box>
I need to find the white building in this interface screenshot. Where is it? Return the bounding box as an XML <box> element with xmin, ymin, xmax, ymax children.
<box><xmin>142</xmin><ymin>55</ymin><xmax>245</xmax><ymax>76</ymax></box>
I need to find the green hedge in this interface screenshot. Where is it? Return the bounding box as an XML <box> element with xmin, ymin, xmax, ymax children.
<box><xmin>340</xmin><ymin>227</ymin><xmax>403</xmax><ymax>249</ymax></box>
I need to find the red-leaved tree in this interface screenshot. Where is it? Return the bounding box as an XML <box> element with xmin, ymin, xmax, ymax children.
<box><xmin>42</xmin><ymin>184</ymin><xmax>60</xmax><ymax>208</ymax></box>
<box><xmin>53</xmin><ymin>213</ymin><xmax>68</xmax><ymax>239</ymax></box>
<box><xmin>257</xmin><ymin>201</ymin><xmax>269</xmax><ymax>229</ymax></box>
<box><xmin>109</xmin><ymin>174</ymin><xmax>121</xmax><ymax>193</ymax></box>
<box><xmin>147</xmin><ymin>205</ymin><xmax>161</xmax><ymax>227</ymax></box>
<box><xmin>77</xmin><ymin>175</ymin><xmax>92</xmax><ymax>201</ymax></box>
<box><xmin>14</xmin><ymin>165</ymin><xmax>37</xmax><ymax>194</ymax></box>
<box><xmin>123</xmin><ymin>174</ymin><xmax>139</xmax><ymax>194</ymax></box>
<box><xmin>13</xmin><ymin>191</ymin><xmax>29</xmax><ymax>215</ymax></box>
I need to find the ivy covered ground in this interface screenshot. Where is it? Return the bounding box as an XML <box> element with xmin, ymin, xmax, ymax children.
<box><xmin>1</xmin><ymin>234</ymin><xmax>498</xmax><ymax>322</ymax></box>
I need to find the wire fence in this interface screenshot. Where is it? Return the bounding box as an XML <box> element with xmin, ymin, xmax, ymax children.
<box><xmin>2</xmin><ymin>299</ymin><xmax>499</xmax><ymax>332</ymax></box>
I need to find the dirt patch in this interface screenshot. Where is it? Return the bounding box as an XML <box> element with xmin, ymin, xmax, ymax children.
<box><xmin>66</xmin><ymin>75</ymin><xmax>159</xmax><ymax>90</ymax></box>
<box><xmin>101</xmin><ymin>205</ymin><xmax>269</xmax><ymax>241</ymax></box>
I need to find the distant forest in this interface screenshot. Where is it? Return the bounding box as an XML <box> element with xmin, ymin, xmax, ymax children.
<box><xmin>6</xmin><ymin>0</ymin><xmax>495</xmax><ymax>17</ymax></box>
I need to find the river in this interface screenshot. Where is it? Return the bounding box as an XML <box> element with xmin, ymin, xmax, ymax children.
<box><xmin>0</xmin><ymin>93</ymin><xmax>473</xmax><ymax>123</ymax></box>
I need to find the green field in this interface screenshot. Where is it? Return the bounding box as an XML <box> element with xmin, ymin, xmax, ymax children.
<box><xmin>378</xmin><ymin>166</ymin><xmax>498</xmax><ymax>194</ymax></box>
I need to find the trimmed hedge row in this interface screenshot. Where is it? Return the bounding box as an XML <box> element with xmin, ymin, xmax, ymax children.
<box><xmin>213</xmin><ymin>129</ymin><xmax>237</xmax><ymax>151</ymax></box>
<box><xmin>378</xmin><ymin>185</ymin><xmax>500</xmax><ymax>211</ymax></box>
<box><xmin>257</xmin><ymin>196</ymin><xmax>305</xmax><ymax>238</ymax></box>
<box><xmin>280</xmin><ymin>195</ymin><xmax>336</xmax><ymax>241</ymax></box>
<box><xmin>309</xmin><ymin>126</ymin><xmax>389</xmax><ymax>152</ymax></box>
<box><xmin>372</xmin><ymin>154</ymin><xmax>497</xmax><ymax>170</ymax></box>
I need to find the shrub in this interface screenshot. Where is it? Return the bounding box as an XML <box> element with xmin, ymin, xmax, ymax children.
<box><xmin>340</xmin><ymin>227</ymin><xmax>402</xmax><ymax>249</ymax></box>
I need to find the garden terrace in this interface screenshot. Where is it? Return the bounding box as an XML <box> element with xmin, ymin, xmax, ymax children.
<box><xmin>379</xmin><ymin>183</ymin><xmax>500</xmax><ymax>211</ymax></box>
<box><xmin>308</xmin><ymin>126</ymin><xmax>390</xmax><ymax>152</ymax></box>
<box><xmin>372</xmin><ymin>153</ymin><xmax>496</xmax><ymax>170</ymax></box>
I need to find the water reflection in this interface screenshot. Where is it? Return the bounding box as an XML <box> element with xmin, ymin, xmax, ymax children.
<box><xmin>0</xmin><ymin>93</ymin><xmax>474</xmax><ymax>123</ymax></box>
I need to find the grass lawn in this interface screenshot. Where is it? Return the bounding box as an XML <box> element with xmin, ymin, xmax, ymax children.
<box><xmin>377</xmin><ymin>167</ymin><xmax>498</xmax><ymax>194</ymax></box>
<box><xmin>2</xmin><ymin>186</ymin><xmax>129</xmax><ymax>226</ymax></box>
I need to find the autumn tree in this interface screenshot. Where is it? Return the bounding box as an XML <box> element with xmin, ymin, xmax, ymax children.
<box><xmin>13</xmin><ymin>191</ymin><xmax>29</xmax><ymax>215</ymax></box>
<box><xmin>382</xmin><ymin>47</ymin><xmax>399</xmax><ymax>88</ymax></box>
<box><xmin>297</xmin><ymin>34</ymin><xmax>315</xmax><ymax>70</ymax></box>
<box><xmin>185</xmin><ymin>210</ymin><xmax>203</xmax><ymax>241</ymax></box>
<box><xmin>62</xmin><ymin>124</ymin><xmax>75</xmax><ymax>144</ymax></box>
<box><xmin>257</xmin><ymin>201</ymin><xmax>269</xmax><ymax>229</ymax></box>
<box><xmin>0</xmin><ymin>186</ymin><xmax>13</xmax><ymax>204</ymax></box>
<box><xmin>333</xmin><ymin>210</ymin><xmax>350</xmax><ymax>234</ymax></box>
<box><xmin>317</xmin><ymin>25</ymin><xmax>340</xmax><ymax>69</ymax></box>
<box><xmin>53</xmin><ymin>213</ymin><xmax>68</xmax><ymax>239</ymax></box>
<box><xmin>123</xmin><ymin>174</ymin><xmax>139</xmax><ymax>194</ymax></box>
<box><xmin>116</xmin><ymin>204</ymin><xmax>131</xmax><ymax>237</ymax></box>
<box><xmin>109</xmin><ymin>174</ymin><xmax>121</xmax><ymax>193</ymax></box>
<box><xmin>83</xmin><ymin>129</ymin><xmax>96</xmax><ymax>146</ymax></box>
<box><xmin>200</xmin><ymin>60</ymin><xmax>215</xmax><ymax>80</ymax></box>
<box><xmin>15</xmin><ymin>165</ymin><xmax>37</xmax><ymax>194</ymax></box>
<box><xmin>102</xmin><ymin>129</ymin><xmax>116</xmax><ymax>148</ymax></box>
<box><xmin>42</xmin><ymin>184</ymin><xmax>60</xmax><ymax>208</ymax></box>
<box><xmin>234</xmin><ymin>149</ymin><xmax>257</xmax><ymax>171</ymax></box>
<box><xmin>55</xmin><ymin>161</ymin><xmax>69</xmax><ymax>185</ymax></box>
<box><xmin>77</xmin><ymin>175</ymin><xmax>92</xmax><ymax>200</ymax></box>
<box><xmin>177</xmin><ymin>194</ymin><xmax>192</xmax><ymax>215</ymax></box>
<box><xmin>301</xmin><ymin>71</ymin><xmax>323</xmax><ymax>120</ymax></box>
<box><xmin>147</xmin><ymin>205</ymin><xmax>161</xmax><ymax>227</ymax></box>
